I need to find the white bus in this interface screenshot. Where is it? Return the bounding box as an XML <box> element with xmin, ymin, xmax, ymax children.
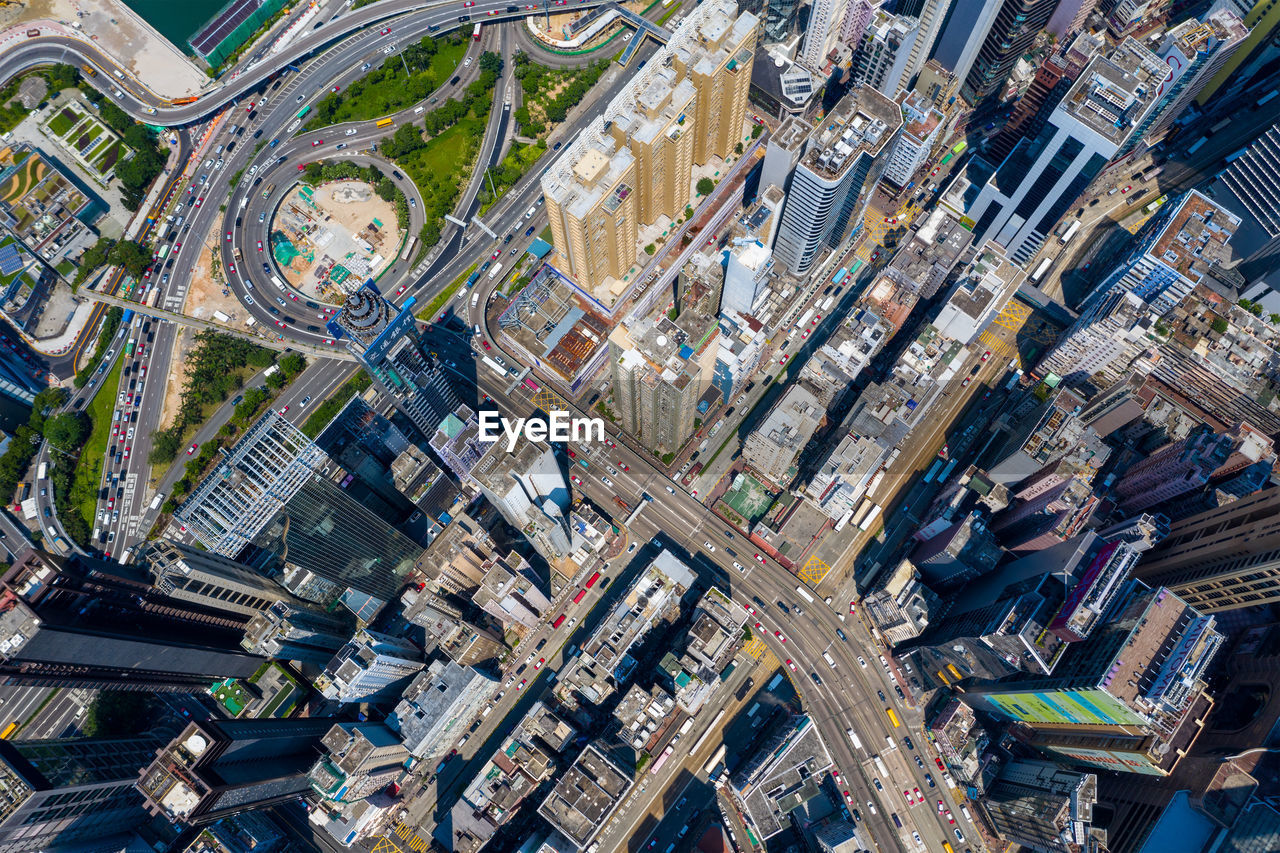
<box><xmin>481</xmin><ymin>356</ymin><xmax>505</xmax><ymax>377</ymax></box>
<box><xmin>1059</xmin><ymin>220</ymin><xmax>1081</xmax><ymax>244</ymax></box>
<box><xmin>795</xmin><ymin>585</ymin><xmax>815</xmax><ymax>603</ymax></box>
<box><xmin>36</xmin><ymin>462</ymin><xmax>47</xmax><ymax>480</ymax></box>
<box><xmin>272</xmin><ymin>276</ymin><xmax>288</xmax><ymax>291</ymax></box>
<box><xmin>1030</xmin><ymin>256</ymin><xmax>1052</xmax><ymax>283</ymax></box>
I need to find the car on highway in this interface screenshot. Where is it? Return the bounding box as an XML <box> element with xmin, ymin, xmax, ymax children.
<box><xmin>311</xmin><ymin>139</ymin><xmax>323</xmax><ymax>147</ymax></box>
<box><xmin>601</xmin><ymin>476</ymin><xmax>613</xmax><ymax>486</ymax></box>
<box><xmin>703</xmin><ymin>541</ymin><xmax>715</xmax><ymax>552</ymax></box>
<box><xmin>331</xmin><ymin>85</ymin><xmax>340</xmax><ymax>93</ymax></box>
<box><xmin>914</xmin><ymin>755</ymin><xmax>925</xmax><ymax>768</ymax></box>
<box><xmin>733</xmin><ymin>561</ymin><xmax>745</xmax><ymax>572</ymax></box>
<box><xmin>279</xmin><ymin>405</ymin><xmax>289</xmax><ymax>414</ymax></box>
<box><xmin>924</xmin><ymin>773</ymin><xmax>935</xmax><ymax>787</ymax></box>
<box><xmin>904</xmin><ymin>790</ymin><xmax>914</xmax><ymax>805</ymax></box>
<box><xmin>774</xmin><ymin>630</ymin><xmax>786</xmax><ymax>643</ymax></box>
<box><xmin>843</xmin><ymin>791</ymin><xmax>853</xmax><ymax>805</ymax></box>
<box><xmin>381</xmin><ymin>26</ymin><xmax>392</xmax><ymax>33</ymax></box>
<box><xmin>188</xmin><ymin>442</ymin><xmax>198</xmax><ymax>455</ymax></box>
<box><xmin>604</xmin><ymin>438</ymin><xmax>616</xmax><ymax>448</ymax></box>
<box><xmin>665</xmin><ymin>486</ymin><xmax>675</xmax><ymax>494</ymax></box>
<box><xmin>912</xmin><ymin>832</ymin><xmax>922</xmax><ymax>846</ymax></box>
<box><xmin>810</xmin><ymin>672</ymin><xmax>822</xmax><ymax>685</ymax></box>
<box><xmin>256</xmin><ymin>241</ymin><xmax>263</xmax><ymax>252</ymax></box>
<box><xmin>1121</xmin><ymin>184</ymin><xmax>1132</xmax><ymax>193</ymax></box>
<box><xmin>935</xmin><ymin>757</ymin><xmax>946</xmax><ymax>771</ymax></box>
<box><xmin>195</xmin><ymin>197</ymin><xmax>203</xmax><ymax>207</ymax></box>
<box><xmin>491</xmin><ymin>250</ymin><xmax>501</xmax><ymax>260</ymax></box>
<box><xmin>981</xmin><ymin>350</ymin><xmax>992</xmax><ymax>361</ymax></box>
<box><xmin>779</xmin><ymin>354</ymin><xmax>789</xmax><ymax>365</ymax></box>
<box><xmin>903</xmin><ymin>735</ymin><xmax>914</xmax><ymax>750</ymax></box>
<box><xmin>482</xmin><ymin>340</ymin><xmax>490</xmax><ymax>350</ymax></box>
<box><xmin>872</xmin><ymin>778</ymin><xmax>883</xmax><ymax>791</ymax></box>
<box><xmin>525</xmin><ymin>226</ymin><xmax>535</xmax><ymax>236</ymax></box>
<box><xmin>463</xmin><ymin>1</ymin><xmax>474</xmax><ymax>5</ymax></box>
<box><xmin>856</xmin><ymin>656</ymin><xmax>866</xmax><ymax>668</ymax></box>
<box><xmin>754</xmin><ymin>553</ymin><xmax>765</xmax><ymax>564</ymax></box>
<box><xmin>570</xmin><ymin>474</ymin><xmax>582</xmax><ymax>485</ymax></box>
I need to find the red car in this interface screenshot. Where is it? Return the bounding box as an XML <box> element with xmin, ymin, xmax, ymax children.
<box><xmin>463</xmin><ymin>1</ymin><xmax>474</xmax><ymax>5</ymax></box>
<box><xmin>617</xmin><ymin>461</ymin><xmax>629</xmax><ymax>471</ymax></box>
<box><xmin>298</xmin><ymin>164</ymin><xmax>306</xmax><ymax>171</ymax></box>
<box><xmin>245</xmin><ymin>102</ymin><xmax>255</xmax><ymax>112</ymax></box>
<box><xmin>779</xmin><ymin>354</ymin><xmax>789</xmax><ymax>365</ymax></box>
<box><xmin>332</xmin><ymin>85</ymin><xmax>340</xmax><ymax>93</ymax></box>
<box><xmin>491</xmin><ymin>250</ymin><xmax>501</xmax><ymax>260</ymax></box>
<box><xmin>849</xmin><ymin>600</ymin><xmax>857</xmax><ymax>613</ymax></box>
<box><xmin>785</xmin><ymin>659</ymin><xmax>798</xmax><ymax>672</ymax></box>
<box><xmin>774</xmin><ymin>630</ymin><xmax>786</xmax><ymax>643</ymax></box>
<box><xmin>123</xmin><ymin>447</ymin><xmax>131</xmax><ymax>459</ymax></box>
<box><xmin>228</xmin><ymin>263</ymin><xmax>236</xmax><ymax>274</ymax></box>
<box><xmin>256</xmin><ymin>241</ymin><xmax>263</xmax><ymax>252</ymax></box>
<box><xmin>870</xmin><ymin>250</ymin><xmax>881</xmax><ymax>262</ymax></box>
<box><xmin>801</xmin><ymin>329</ymin><xmax>810</xmax><ymax>339</ymax></box>
<box><xmin>195</xmin><ymin>197</ymin><xmax>203</xmax><ymax>207</ymax></box>
<box><xmin>981</xmin><ymin>350</ymin><xmax>991</xmax><ymax>361</ymax></box>
<box><xmin>225</xmin><ymin>232</ymin><xmax>232</xmax><ymax>241</ymax></box>
<box><xmin>482</xmin><ymin>340</ymin><xmax>490</xmax><ymax>350</ymax></box>
<box><xmin>754</xmin><ymin>553</ymin><xmax>765</xmax><ymax>564</ymax></box>
<box><xmin>570</xmin><ymin>474</ymin><xmax>582</xmax><ymax>486</ymax></box>
<box><xmin>904</xmin><ymin>790</ymin><xmax>915</xmax><ymax>805</ymax></box>
<box><xmin>324</xmin><ymin>339</ymin><xmax>336</xmax><ymax>345</ymax></box>
<box><xmin>107</xmin><ymin>499</ymin><xmax>114</xmax><ymax>510</ymax></box>
<box><xmin>935</xmin><ymin>757</ymin><xmax>946</xmax><ymax>771</ymax></box>
<box><xmin>311</xmin><ymin>139</ymin><xmax>323</xmax><ymax>147</ymax></box>
<box><xmin>946</xmin><ymin>810</ymin><xmax>955</xmax><ymax>824</ymax></box>
<box><xmin>381</xmin><ymin>27</ymin><xmax>391</xmax><ymax>34</ymax></box>
<box><xmin>1120</xmin><ymin>185</ymin><xmax>1132</xmax><ymax>193</ymax></box>
<box><xmin>961</xmin><ymin>377</ymin><xmax>971</xmax><ymax>387</ymax></box>
<box><xmin>396</xmin><ymin>285</ymin><xmax>407</xmax><ymax>295</ymax></box>
<box><xmin>516</xmin><ymin>678</ymin><xmax>527</xmax><ymax>691</ymax></box>
<box><xmin>188</xmin><ymin>442</ymin><xmax>198</xmax><ymax>455</ymax></box>
<box><xmin>534</xmin><ymin>658</ymin><xmax>544</xmax><ymax>669</ymax></box>
<box><xmin>604</xmin><ymin>438</ymin><xmax>616</xmax><ymax>448</ymax></box>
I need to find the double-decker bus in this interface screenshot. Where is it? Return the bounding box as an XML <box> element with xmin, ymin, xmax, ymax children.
<box><xmin>472</xmin><ymin>23</ymin><xmax>482</xmax><ymax>40</ymax></box>
<box><xmin>572</xmin><ymin>589</ymin><xmax>587</xmax><ymax>604</ymax></box>
<box><xmin>585</xmin><ymin>571</ymin><xmax>601</xmax><ymax>589</ymax></box>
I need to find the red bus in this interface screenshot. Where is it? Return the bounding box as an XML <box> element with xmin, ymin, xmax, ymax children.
<box><xmin>572</xmin><ymin>589</ymin><xmax>587</xmax><ymax>604</ymax></box>
<box><xmin>586</xmin><ymin>571</ymin><xmax>600</xmax><ymax>589</ymax></box>
<box><xmin>552</xmin><ymin>614</ymin><xmax>566</xmax><ymax>628</ymax></box>
<box><xmin>472</xmin><ymin>23</ymin><xmax>482</xmax><ymax>40</ymax></box>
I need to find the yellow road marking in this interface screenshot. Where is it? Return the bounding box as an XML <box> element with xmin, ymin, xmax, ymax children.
<box><xmin>799</xmin><ymin>554</ymin><xmax>831</xmax><ymax>586</ymax></box>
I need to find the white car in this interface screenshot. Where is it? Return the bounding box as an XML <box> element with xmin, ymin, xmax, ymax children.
<box><xmin>601</xmin><ymin>476</ymin><xmax>613</xmax><ymax>487</ymax></box>
<box><xmin>866</xmin><ymin>801</ymin><xmax>877</xmax><ymax>816</ymax></box>
<box><xmin>704</xmin><ymin>541</ymin><xmax>716</xmax><ymax>552</ymax></box>
<box><xmin>857</xmin><ymin>656</ymin><xmax>867</xmax><ymax>668</ymax></box>
<box><xmin>665</xmin><ymin>486</ymin><xmax>676</xmax><ymax>494</ymax></box>
<box><xmin>345</xmin><ymin>128</ymin><xmax>358</xmax><ymax>136</ymax></box>
<box><xmin>733</xmin><ymin>561</ymin><xmax>745</xmax><ymax>572</ymax></box>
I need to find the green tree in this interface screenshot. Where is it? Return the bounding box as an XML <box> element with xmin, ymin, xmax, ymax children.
<box><xmin>43</xmin><ymin>412</ymin><xmax>89</xmax><ymax>455</ymax></box>
<box><xmin>479</xmin><ymin>51</ymin><xmax>504</xmax><ymax>75</ymax></box>
<box><xmin>265</xmin><ymin>371</ymin><xmax>286</xmax><ymax>390</ymax></box>
<box><xmin>107</xmin><ymin>240</ymin><xmax>152</xmax><ymax>278</ymax></box>
<box><xmin>278</xmin><ymin>352</ymin><xmax>307</xmax><ymax>378</ymax></box>
<box><xmin>696</xmin><ymin>177</ymin><xmax>715</xmax><ymax>195</ymax></box>
<box><xmin>1211</xmin><ymin>317</ymin><xmax>1229</xmax><ymax>334</ymax></box>
<box><xmin>149</xmin><ymin>428</ymin><xmax>182</xmax><ymax>464</ymax></box>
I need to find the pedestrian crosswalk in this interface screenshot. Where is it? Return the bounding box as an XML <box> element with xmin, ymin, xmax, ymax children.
<box><xmin>374</xmin><ymin>823</ymin><xmax>430</xmax><ymax>852</ymax></box>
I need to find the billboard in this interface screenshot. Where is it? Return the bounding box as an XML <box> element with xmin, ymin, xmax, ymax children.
<box><xmin>1042</xmin><ymin>742</ymin><xmax>1164</xmax><ymax>776</ymax></box>
<box><xmin>971</xmin><ymin>687</ymin><xmax>1146</xmax><ymax>728</ymax></box>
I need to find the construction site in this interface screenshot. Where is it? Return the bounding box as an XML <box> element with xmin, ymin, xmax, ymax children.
<box><xmin>271</xmin><ymin>180</ymin><xmax>402</xmax><ymax>302</ymax></box>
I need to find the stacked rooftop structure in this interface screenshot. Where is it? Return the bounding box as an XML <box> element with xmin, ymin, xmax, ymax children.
<box><xmin>315</xmin><ymin>630</ymin><xmax>423</xmax><ymax>703</ymax></box>
<box><xmin>332</xmin><ymin>282</ymin><xmax>463</xmax><ymax>436</ymax></box>
<box><xmin>773</xmin><ymin>84</ymin><xmax>902</xmax><ymax>276</ymax></box>
<box><xmin>541</xmin><ymin>0</ymin><xmax>757</xmax><ymax>297</ymax></box>
<box><xmin>885</xmin><ymin>91</ymin><xmax>944</xmax><ymax>186</ymax></box>
<box><xmin>979</xmin><ymin>759</ymin><xmax>1107</xmax><ymax>853</ymax></box>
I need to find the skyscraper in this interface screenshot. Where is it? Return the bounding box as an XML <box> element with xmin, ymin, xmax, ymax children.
<box><xmin>722</xmin><ymin>240</ymin><xmax>773</xmax><ymax>314</ymax></box>
<box><xmin>609</xmin><ymin>263</ymin><xmax>721</xmax><ymax>454</ymax></box>
<box><xmin>332</xmin><ymin>281</ymin><xmax>463</xmax><ymax>436</ymax></box>
<box><xmin>773</xmin><ymin>84</ymin><xmax>902</xmax><ymax>275</ymax></box>
<box><xmin>884</xmin><ymin>92</ymin><xmax>944</xmax><ymax>186</ymax></box>
<box><xmin>1119</xmin><ymin>6</ymin><xmax>1249</xmax><ymax>157</ymax></box>
<box><xmin>1113</xmin><ymin>424</ymin><xmax>1267</xmax><ymax>515</ymax></box>
<box><xmin>541</xmin><ymin>0</ymin><xmax>757</xmax><ymax>296</ymax></box>
<box><xmin>140</xmin><ymin>538</ymin><xmax>295</xmax><ymax>618</ymax></box>
<box><xmin>960</xmin><ymin>0</ymin><xmax>1062</xmax><ymax>104</ymax></box>
<box><xmin>0</xmin><ymin>735</ymin><xmax>167</xmax><ymax>851</ymax></box>
<box><xmin>961</xmin><ymin>40</ymin><xmax>1169</xmax><ymax>265</ymax></box>
<box><xmin>963</xmin><ymin>582</ymin><xmax>1222</xmax><ymax>742</ymax></box>
<box><xmin>241</xmin><ymin>600</ymin><xmax>354</xmax><ymax>665</ymax></box>
<box><xmin>1132</xmin><ymin>488</ymin><xmax>1280</xmax><ymax>614</ymax></box>
<box><xmin>309</xmin><ymin>723</ymin><xmax>409</xmax><ymax>804</ymax></box>
<box><xmin>929</xmin><ymin>0</ymin><xmax>1006</xmax><ymax>90</ymax></box>
<box><xmin>316</xmin><ymin>629</ymin><xmax>424</xmax><ymax>703</ymax></box>
<box><xmin>136</xmin><ymin>718</ymin><xmax>334</xmax><ymax>826</ymax></box>
<box><xmin>800</xmin><ymin>0</ymin><xmax>849</xmax><ymax>70</ymax></box>
<box><xmin>470</xmin><ymin>435</ymin><xmax>574</xmax><ymax>559</ymax></box>
<box><xmin>850</xmin><ymin>10</ymin><xmax>921</xmax><ymax>99</ymax></box>
<box><xmin>979</xmin><ymin>759</ymin><xmax>1106</xmax><ymax>853</ymax></box>
<box><xmin>176</xmin><ymin>411</ymin><xmax>425</xmax><ymax>608</ymax></box>
<box><xmin>0</xmin><ymin>549</ymin><xmax>262</xmax><ymax>692</ymax></box>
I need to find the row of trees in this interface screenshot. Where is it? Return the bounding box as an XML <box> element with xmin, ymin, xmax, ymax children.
<box><xmin>511</xmin><ymin>54</ymin><xmax>608</xmax><ymax>132</ymax></box>
<box><xmin>306</xmin><ymin>34</ymin><xmax>464</xmax><ymax>129</ymax></box>
<box><xmin>149</xmin><ymin>331</ymin><xmax>281</xmax><ymax>464</ymax></box>
<box><xmin>0</xmin><ymin>387</ymin><xmax>73</xmax><ymax>504</ymax></box>
<box><xmin>74</xmin><ymin>238</ymin><xmax>153</xmax><ymax>285</ymax></box>
<box><xmin>73</xmin><ymin>306</ymin><xmax>124</xmax><ymax>388</ymax></box>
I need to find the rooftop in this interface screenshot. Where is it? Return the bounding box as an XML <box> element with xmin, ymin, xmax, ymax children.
<box><xmin>799</xmin><ymin>84</ymin><xmax>902</xmax><ymax>181</ymax></box>
<box><xmin>537</xmin><ymin>745</ymin><xmax>632</xmax><ymax>847</ymax></box>
<box><xmin>1059</xmin><ymin>39</ymin><xmax>1166</xmax><ymax>144</ymax></box>
<box><xmin>1148</xmin><ymin>190</ymin><xmax>1241</xmax><ymax>283</ymax></box>
<box><xmin>901</xmin><ymin>91</ymin><xmax>943</xmax><ymax>141</ymax></box>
